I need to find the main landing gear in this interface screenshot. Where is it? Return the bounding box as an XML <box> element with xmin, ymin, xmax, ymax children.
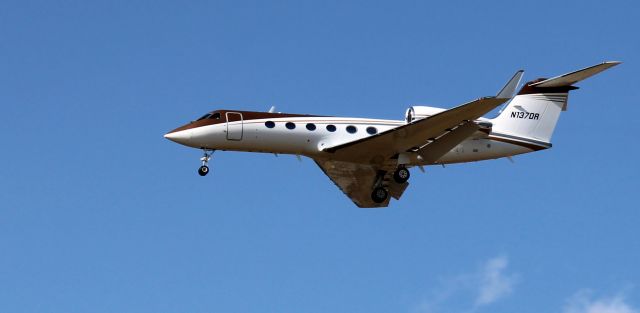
<box><xmin>370</xmin><ymin>166</ymin><xmax>411</xmax><ymax>203</ymax></box>
<box><xmin>393</xmin><ymin>166</ymin><xmax>410</xmax><ymax>184</ymax></box>
<box><xmin>371</xmin><ymin>187</ymin><xmax>389</xmax><ymax>203</ymax></box>
<box><xmin>198</xmin><ymin>149</ymin><xmax>215</xmax><ymax>176</ymax></box>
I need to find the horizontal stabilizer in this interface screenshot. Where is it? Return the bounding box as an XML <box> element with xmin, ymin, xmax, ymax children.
<box><xmin>530</xmin><ymin>61</ymin><xmax>621</xmax><ymax>87</ymax></box>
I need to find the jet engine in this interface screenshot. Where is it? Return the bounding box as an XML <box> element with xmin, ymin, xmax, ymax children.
<box><xmin>404</xmin><ymin>105</ymin><xmax>493</xmax><ymax>132</ymax></box>
<box><xmin>404</xmin><ymin>106</ymin><xmax>446</xmax><ymax>123</ymax></box>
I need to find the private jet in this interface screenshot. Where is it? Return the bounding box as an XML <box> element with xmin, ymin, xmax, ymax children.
<box><xmin>164</xmin><ymin>61</ymin><xmax>620</xmax><ymax>208</ymax></box>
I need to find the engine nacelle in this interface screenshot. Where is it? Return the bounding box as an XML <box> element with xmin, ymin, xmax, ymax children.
<box><xmin>404</xmin><ymin>105</ymin><xmax>493</xmax><ymax>132</ymax></box>
<box><xmin>405</xmin><ymin>106</ymin><xmax>446</xmax><ymax>123</ymax></box>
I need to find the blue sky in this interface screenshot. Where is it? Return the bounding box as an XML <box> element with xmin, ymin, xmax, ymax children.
<box><xmin>1</xmin><ymin>0</ymin><xmax>639</xmax><ymax>312</ymax></box>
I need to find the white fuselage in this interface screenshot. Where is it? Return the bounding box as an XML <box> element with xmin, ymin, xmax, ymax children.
<box><xmin>170</xmin><ymin>113</ymin><xmax>536</xmax><ymax>165</ymax></box>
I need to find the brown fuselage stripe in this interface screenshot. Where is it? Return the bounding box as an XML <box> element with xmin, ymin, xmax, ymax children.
<box><xmin>167</xmin><ymin>110</ymin><xmax>326</xmax><ymax>134</ymax></box>
<box><xmin>488</xmin><ymin>136</ymin><xmax>549</xmax><ymax>151</ymax></box>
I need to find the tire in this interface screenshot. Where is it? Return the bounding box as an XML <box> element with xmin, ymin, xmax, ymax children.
<box><xmin>371</xmin><ymin>187</ymin><xmax>388</xmax><ymax>203</ymax></box>
<box><xmin>393</xmin><ymin>167</ymin><xmax>410</xmax><ymax>183</ymax></box>
<box><xmin>198</xmin><ymin>165</ymin><xmax>209</xmax><ymax>176</ymax></box>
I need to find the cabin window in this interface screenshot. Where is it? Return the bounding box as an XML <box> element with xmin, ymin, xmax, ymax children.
<box><xmin>326</xmin><ymin>125</ymin><xmax>336</xmax><ymax>132</ymax></box>
<box><xmin>346</xmin><ymin>125</ymin><xmax>357</xmax><ymax>134</ymax></box>
<box><xmin>265</xmin><ymin>121</ymin><xmax>275</xmax><ymax>128</ymax></box>
<box><xmin>285</xmin><ymin>122</ymin><xmax>296</xmax><ymax>130</ymax></box>
<box><xmin>306</xmin><ymin>123</ymin><xmax>316</xmax><ymax>131</ymax></box>
<box><xmin>211</xmin><ymin>112</ymin><xmax>221</xmax><ymax>119</ymax></box>
<box><xmin>366</xmin><ymin>126</ymin><xmax>378</xmax><ymax>135</ymax></box>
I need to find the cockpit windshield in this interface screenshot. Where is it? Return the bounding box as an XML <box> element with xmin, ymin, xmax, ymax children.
<box><xmin>196</xmin><ymin>113</ymin><xmax>213</xmax><ymax>121</ymax></box>
<box><xmin>195</xmin><ymin>112</ymin><xmax>222</xmax><ymax>121</ymax></box>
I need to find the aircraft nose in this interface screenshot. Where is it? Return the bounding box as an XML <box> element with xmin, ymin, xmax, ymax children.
<box><xmin>164</xmin><ymin>129</ymin><xmax>192</xmax><ymax>145</ymax></box>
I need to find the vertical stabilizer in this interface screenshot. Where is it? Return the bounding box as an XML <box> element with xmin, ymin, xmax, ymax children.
<box><xmin>491</xmin><ymin>61</ymin><xmax>620</xmax><ymax>145</ymax></box>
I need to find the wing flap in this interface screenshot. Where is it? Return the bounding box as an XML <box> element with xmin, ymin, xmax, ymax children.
<box><xmin>416</xmin><ymin>121</ymin><xmax>480</xmax><ymax>163</ymax></box>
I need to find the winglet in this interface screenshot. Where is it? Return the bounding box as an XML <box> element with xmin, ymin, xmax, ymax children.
<box><xmin>496</xmin><ymin>70</ymin><xmax>524</xmax><ymax>99</ymax></box>
<box><xmin>530</xmin><ymin>61</ymin><xmax>621</xmax><ymax>87</ymax></box>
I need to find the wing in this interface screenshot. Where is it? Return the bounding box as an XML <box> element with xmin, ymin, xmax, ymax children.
<box><xmin>323</xmin><ymin>97</ymin><xmax>507</xmax><ymax>164</ymax></box>
<box><xmin>314</xmin><ymin>159</ymin><xmax>408</xmax><ymax>208</ymax></box>
<box><xmin>317</xmin><ymin>71</ymin><xmax>523</xmax><ymax>207</ymax></box>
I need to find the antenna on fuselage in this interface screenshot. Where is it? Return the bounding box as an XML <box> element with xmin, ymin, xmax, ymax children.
<box><xmin>268</xmin><ymin>106</ymin><xmax>276</xmax><ymax>113</ymax></box>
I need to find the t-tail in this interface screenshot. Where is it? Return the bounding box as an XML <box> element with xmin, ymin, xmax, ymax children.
<box><xmin>490</xmin><ymin>61</ymin><xmax>621</xmax><ymax>150</ymax></box>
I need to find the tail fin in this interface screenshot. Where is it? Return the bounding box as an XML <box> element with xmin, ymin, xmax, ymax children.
<box><xmin>491</xmin><ymin>61</ymin><xmax>620</xmax><ymax>145</ymax></box>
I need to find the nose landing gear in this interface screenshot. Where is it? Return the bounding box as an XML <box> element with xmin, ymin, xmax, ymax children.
<box><xmin>198</xmin><ymin>149</ymin><xmax>215</xmax><ymax>176</ymax></box>
<box><xmin>198</xmin><ymin>166</ymin><xmax>209</xmax><ymax>176</ymax></box>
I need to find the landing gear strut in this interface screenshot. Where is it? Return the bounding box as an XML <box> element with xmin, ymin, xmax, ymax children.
<box><xmin>198</xmin><ymin>149</ymin><xmax>214</xmax><ymax>176</ymax></box>
<box><xmin>370</xmin><ymin>171</ymin><xmax>389</xmax><ymax>203</ymax></box>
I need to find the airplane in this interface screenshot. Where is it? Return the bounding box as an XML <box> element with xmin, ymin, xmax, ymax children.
<box><xmin>164</xmin><ymin>61</ymin><xmax>620</xmax><ymax>208</ymax></box>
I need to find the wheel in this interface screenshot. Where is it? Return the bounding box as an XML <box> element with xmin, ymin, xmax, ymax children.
<box><xmin>393</xmin><ymin>167</ymin><xmax>410</xmax><ymax>183</ymax></box>
<box><xmin>371</xmin><ymin>187</ymin><xmax>389</xmax><ymax>203</ymax></box>
<box><xmin>198</xmin><ymin>165</ymin><xmax>209</xmax><ymax>176</ymax></box>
